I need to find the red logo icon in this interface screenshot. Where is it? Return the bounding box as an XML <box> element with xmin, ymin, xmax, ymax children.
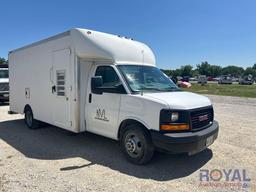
<box><xmin>199</xmin><ymin>114</ymin><xmax>208</xmax><ymax>121</ymax></box>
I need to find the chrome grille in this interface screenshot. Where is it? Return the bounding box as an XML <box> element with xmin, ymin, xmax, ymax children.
<box><xmin>190</xmin><ymin>107</ymin><xmax>213</xmax><ymax>130</ymax></box>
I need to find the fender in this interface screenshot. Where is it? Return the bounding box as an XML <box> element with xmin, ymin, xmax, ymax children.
<box><xmin>117</xmin><ymin>116</ymin><xmax>151</xmax><ymax>139</ymax></box>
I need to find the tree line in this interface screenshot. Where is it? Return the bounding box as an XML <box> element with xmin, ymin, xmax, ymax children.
<box><xmin>0</xmin><ymin>57</ymin><xmax>8</xmax><ymax>65</ymax></box>
<box><xmin>162</xmin><ymin>61</ymin><xmax>256</xmax><ymax>78</ymax></box>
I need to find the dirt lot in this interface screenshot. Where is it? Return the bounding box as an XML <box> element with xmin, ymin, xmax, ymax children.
<box><xmin>0</xmin><ymin>95</ymin><xmax>255</xmax><ymax>192</ymax></box>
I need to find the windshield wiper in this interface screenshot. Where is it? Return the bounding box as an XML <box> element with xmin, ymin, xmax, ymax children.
<box><xmin>140</xmin><ymin>87</ymin><xmax>163</xmax><ymax>91</ymax></box>
<box><xmin>134</xmin><ymin>87</ymin><xmax>180</xmax><ymax>94</ymax></box>
<box><xmin>163</xmin><ymin>87</ymin><xmax>180</xmax><ymax>91</ymax></box>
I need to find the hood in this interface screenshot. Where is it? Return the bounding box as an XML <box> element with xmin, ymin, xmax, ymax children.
<box><xmin>0</xmin><ymin>78</ymin><xmax>9</xmax><ymax>83</ymax></box>
<box><xmin>143</xmin><ymin>91</ymin><xmax>211</xmax><ymax>110</ymax></box>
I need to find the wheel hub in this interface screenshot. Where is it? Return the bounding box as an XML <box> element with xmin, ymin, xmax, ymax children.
<box><xmin>124</xmin><ymin>133</ymin><xmax>143</xmax><ymax>158</ymax></box>
<box><xmin>126</xmin><ymin>139</ymin><xmax>137</xmax><ymax>153</ymax></box>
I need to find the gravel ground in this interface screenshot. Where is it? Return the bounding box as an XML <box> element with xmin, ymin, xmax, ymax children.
<box><xmin>0</xmin><ymin>95</ymin><xmax>255</xmax><ymax>192</ymax></box>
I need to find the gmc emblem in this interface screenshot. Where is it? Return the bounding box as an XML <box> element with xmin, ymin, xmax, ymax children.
<box><xmin>198</xmin><ymin>114</ymin><xmax>208</xmax><ymax>121</ymax></box>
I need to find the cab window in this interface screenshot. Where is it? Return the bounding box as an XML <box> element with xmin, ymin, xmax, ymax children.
<box><xmin>95</xmin><ymin>66</ymin><xmax>120</xmax><ymax>87</ymax></box>
<box><xmin>94</xmin><ymin>66</ymin><xmax>126</xmax><ymax>94</ymax></box>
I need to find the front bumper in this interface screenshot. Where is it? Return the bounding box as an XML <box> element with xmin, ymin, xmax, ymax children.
<box><xmin>150</xmin><ymin>120</ymin><xmax>219</xmax><ymax>155</ymax></box>
<box><xmin>0</xmin><ymin>92</ymin><xmax>9</xmax><ymax>101</ymax></box>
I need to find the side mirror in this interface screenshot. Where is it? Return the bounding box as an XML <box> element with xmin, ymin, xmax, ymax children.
<box><xmin>91</xmin><ymin>76</ymin><xmax>103</xmax><ymax>94</ymax></box>
<box><xmin>115</xmin><ymin>83</ymin><xmax>126</xmax><ymax>93</ymax></box>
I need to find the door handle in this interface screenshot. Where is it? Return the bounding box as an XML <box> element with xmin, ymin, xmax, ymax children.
<box><xmin>52</xmin><ymin>85</ymin><xmax>56</xmax><ymax>93</ymax></box>
<box><xmin>89</xmin><ymin>93</ymin><xmax>92</xmax><ymax>103</ymax></box>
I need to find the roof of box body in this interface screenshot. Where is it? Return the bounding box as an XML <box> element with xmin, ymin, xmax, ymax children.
<box><xmin>9</xmin><ymin>28</ymin><xmax>156</xmax><ymax>66</ymax></box>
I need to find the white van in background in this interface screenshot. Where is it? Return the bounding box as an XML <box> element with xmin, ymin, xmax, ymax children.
<box><xmin>197</xmin><ymin>75</ymin><xmax>207</xmax><ymax>85</ymax></box>
<box><xmin>0</xmin><ymin>67</ymin><xmax>9</xmax><ymax>103</ymax></box>
<box><xmin>218</xmin><ymin>75</ymin><xmax>232</xmax><ymax>84</ymax></box>
<box><xmin>9</xmin><ymin>28</ymin><xmax>219</xmax><ymax>164</ymax></box>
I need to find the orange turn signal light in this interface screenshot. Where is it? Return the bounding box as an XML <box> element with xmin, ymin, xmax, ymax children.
<box><xmin>160</xmin><ymin>124</ymin><xmax>190</xmax><ymax>131</ymax></box>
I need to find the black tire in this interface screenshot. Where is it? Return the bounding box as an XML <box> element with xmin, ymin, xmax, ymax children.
<box><xmin>120</xmin><ymin>124</ymin><xmax>155</xmax><ymax>165</ymax></box>
<box><xmin>24</xmin><ymin>107</ymin><xmax>40</xmax><ymax>129</ymax></box>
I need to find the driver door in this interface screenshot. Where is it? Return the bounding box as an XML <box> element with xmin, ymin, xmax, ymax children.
<box><xmin>85</xmin><ymin>65</ymin><xmax>126</xmax><ymax>139</ymax></box>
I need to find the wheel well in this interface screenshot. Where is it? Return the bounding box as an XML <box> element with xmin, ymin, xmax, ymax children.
<box><xmin>118</xmin><ymin>119</ymin><xmax>149</xmax><ymax>140</ymax></box>
<box><xmin>23</xmin><ymin>104</ymin><xmax>31</xmax><ymax>113</ymax></box>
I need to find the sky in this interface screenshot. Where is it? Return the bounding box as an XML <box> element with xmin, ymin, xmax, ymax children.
<box><xmin>0</xmin><ymin>0</ymin><xmax>256</xmax><ymax>69</ymax></box>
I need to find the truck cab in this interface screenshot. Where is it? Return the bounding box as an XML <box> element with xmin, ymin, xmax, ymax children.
<box><xmin>87</xmin><ymin>63</ymin><xmax>218</xmax><ymax>164</ymax></box>
<box><xmin>0</xmin><ymin>68</ymin><xmax>9</xmax><ymax>103</ymax></box>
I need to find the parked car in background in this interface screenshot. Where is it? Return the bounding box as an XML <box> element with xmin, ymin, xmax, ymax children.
<box><xmin>169</xmin><ymin>76</ymin><xmax>178</xmax><ymax>84</ymax></box>
<box><xmin>0</xmin><ymin>67</ymin><xmax>9</xmax><ymax>103</ymax></box>
<box><xmin>189</xmin><ymin>77</ymin><xmax>197</xmax><ymax>82</ymax></box>
<box><xmin>198</xmin><ymin>75</ymin><xmax>207</xmax><ymax>84</ymax></box>
<box><xmin>218</xmin><ymin>75</ymin><xmax>232</xmax><ymax>84</ymax></box>
<box><xmin>179</xmin><ymin>81</ymin><xmax>192</xmax><ymax>88</ymax></box>
<box><xmin>239</xmin><ymin>75</ymin><xmax>254</xmax><ymax>85</ymax></box>
<box><xmin>207</xmin><ymin>76</ymin><xmax>214</xmax><ymax>81</ymax></box>
<box><xmin>181</xmin><ymin>76</ymin><xmax>189</xmax><ymax>82</ymax></box>
<box><xmin>213</xmin><ymin>77</ymin><xmax>220</xmax><ymax>82</ymax></box>
<box><xmin>177</xmin><ymin>76</ymin><xmax>183</xmax><ymax>81</ymax></box>
<box><xmin>232</xmin><ymin>77</ymin><xmax>239</xmax><ymax>82</ymax></box>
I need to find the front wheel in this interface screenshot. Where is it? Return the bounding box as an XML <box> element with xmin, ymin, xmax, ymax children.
<box><xmin>120</xmin><ymin>125</ymin><xmax>155</xmax><ymax>164</ymax></box>
<box><xmin>24</xmin><ymin>107</ymin><xmax>40</xmax><ymax>129</ymax></box>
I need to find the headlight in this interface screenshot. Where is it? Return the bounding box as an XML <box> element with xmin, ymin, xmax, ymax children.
<box><xmin>171</xmin><ymin>112</ymin><xmax>179</xmax><ymax>122</ymax></box>
<box><xmin>160</xmin><ymin>109</ymin><xmax>190</xmax><ymax>131</ymax></box>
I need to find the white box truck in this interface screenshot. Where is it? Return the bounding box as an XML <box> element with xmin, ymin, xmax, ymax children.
<box><xmin>9</xmin><ymin>28</ymin><xmax>219</xmax><ymax>164</ymax></box>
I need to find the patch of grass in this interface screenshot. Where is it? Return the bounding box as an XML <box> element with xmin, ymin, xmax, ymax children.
<box><xmin>182</xmin><ymin>83</ymin><xmax>256</xmax><ymax>98</ymax></box>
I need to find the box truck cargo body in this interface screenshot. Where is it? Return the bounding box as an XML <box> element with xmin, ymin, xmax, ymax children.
<box><xmin>9</xmin><ymin>28</ymin><xmax>219</xmax><ymax>164</ymax></box>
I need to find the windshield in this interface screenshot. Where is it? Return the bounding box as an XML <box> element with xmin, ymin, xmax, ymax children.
<box><xmin>0</xmin><ymin>70</ymin><xmax>9</xmax><ymax>78</ymax></box>
<box><xmin>118</xmin><ymin>65</ymin><xmax>179</xmax><ymax>93</ymax></box>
